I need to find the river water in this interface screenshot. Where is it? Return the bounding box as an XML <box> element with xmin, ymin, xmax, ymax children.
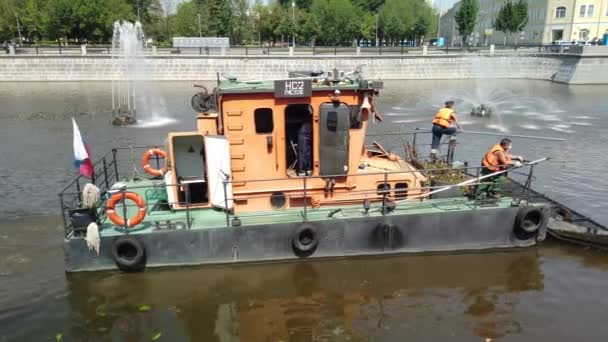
<box><xmin>1</xmin><ymin>80</ymin><xmax>607</xmax><ymax>341</ymax></box>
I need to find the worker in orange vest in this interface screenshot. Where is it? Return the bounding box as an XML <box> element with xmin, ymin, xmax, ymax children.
<box><xmin>475</xmin><ymin>138</ymin><xmax>524</xmax><ymax>199</ymax></box>
<box><xmin>431</xmin><ymin>100</ymin><xmax>462</xmax><ymax>158</ymax></box>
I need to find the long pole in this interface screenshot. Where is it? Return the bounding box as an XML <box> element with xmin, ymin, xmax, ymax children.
<box><xmin>367</xmin><ymin>130</ymin><xmax>566</xmax><ymax>141</ymax></box>
<box><xmin>390</xmin><ymin>158</ymin><xmax>549</xmax><ymax>205</ymax></box>
<box><xmin>460</xmin><ymin>130</ymin><xmax>566</xmax><ymax>141</ymax></box>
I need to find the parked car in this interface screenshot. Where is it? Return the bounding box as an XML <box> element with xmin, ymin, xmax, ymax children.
<box><xmin>550</xmin><ymin>40</ymin><xmax>571</xmax><ymax>52</ymax></box>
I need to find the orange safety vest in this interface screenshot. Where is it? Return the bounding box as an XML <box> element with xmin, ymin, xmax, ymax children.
<box><xmin>432</xmin><ymin>108</ymin><xmax>454</xmax><ymax>128</ymax></box>
<box><xmin>482</xmin><ymin>144</ymin><xmax>512</xmax><ymax>171</ymax></box>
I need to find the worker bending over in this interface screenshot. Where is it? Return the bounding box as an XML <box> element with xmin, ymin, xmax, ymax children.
<box><xmin>476</xmin><ymin>138</ymin><xmax>524</xmax><ymax>199</ymax></box>
<box><xmin>431</xmin><ymin>100</ymin><xmax>462</xmax><ymax>158</ymax></box>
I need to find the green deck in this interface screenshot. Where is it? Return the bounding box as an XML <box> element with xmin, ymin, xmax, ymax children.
<box><xmin>94</xmin><ymin>179</ymin><xmax>517</xmax><ymax>238</ymax></box>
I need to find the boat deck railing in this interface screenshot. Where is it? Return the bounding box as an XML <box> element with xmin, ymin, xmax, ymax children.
<box><xmin>58</xmin><ymin>145</ymin><xmax>541</xmax><ymax>237</ymax></box>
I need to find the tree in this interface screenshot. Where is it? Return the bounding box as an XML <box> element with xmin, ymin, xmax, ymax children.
<box><xmin>494</xmin><ymin>0</ymin><xmax>528</xmax><ymax>45</ymax></box>
<box><xmin>379</xmin><ymin>0</ymin><xmax>414</xmax><ymax>46</ymax></box>
<box><xmin>455</xmin><ymin>0</ymin><xmax>478</xmax><ymax>46</ymax></box>
<box><xmin>352</xmin><ymin>0</ymin><xmax>384</xmax><ymax>12</ymax></box>
<box><xmin>279</xmin><ymin>0</ymin><xmax>313</xmax><ymax>9</ymax></box>
<box><xmin>309</xmin><ymin>0</ymin><xmax>359</xmax><ymax>46</ymax></box>
<box><xmin>208</xmin><ymin>0</ymin><xmax>232</xmax><ymax>37</ymax></box>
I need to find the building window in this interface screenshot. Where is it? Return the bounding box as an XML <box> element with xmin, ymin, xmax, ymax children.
<box><xmin>254</xmin><ymin>108</ymin><xmax>273</xmax><ymax>133</ymax></box>
<box><xmin>579</xmin><ymin>29</ymin><xmax>590</xmax><ymax>40</ymax></box>
<box><xmin>580</xmin><ymin>4</ymin><xmax>594</xmax><ymax>17</ymax></box>
<box><xmin>555</xmin><ymin>6</ymin><xmax>566</xmax><ymax>18</ymax></box>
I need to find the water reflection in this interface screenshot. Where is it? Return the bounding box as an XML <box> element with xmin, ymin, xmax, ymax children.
<box><xmin>65</xmin><ymin>250</ymin><xmax>542</xmax><ymax>341</ymax></box>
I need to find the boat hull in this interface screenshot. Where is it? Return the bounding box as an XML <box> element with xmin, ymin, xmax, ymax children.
<box><xmin>64</xmin><ymin>204</ymin><xmax>549</xmax><ymax>272</ymax></box>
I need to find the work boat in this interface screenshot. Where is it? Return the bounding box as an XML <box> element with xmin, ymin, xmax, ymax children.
<box><xmin>60</xmin><ymin>70</ymin><xmax>550</xmax><ymax>273</ymax></box>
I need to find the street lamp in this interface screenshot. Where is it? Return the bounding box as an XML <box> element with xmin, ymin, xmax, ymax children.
<box><xmin>437</xmin><ymin>0</ymin><xmax>442</xmax><ymax>39</ymax></box>
<box><xmin>375</xmin><ymin>13</ymin><xmax>379</xmax><ymax>47</ymax></box>
<box><xmin>292</xmin><ymin>1</ymin><xmax>296</xmax><ymax>47</ymax></box>
<box><xmin>15</xmin><ymin>13</ymin><xmax>22</xmax><ymax>45</ymax></box>
<box><xmin>197</xmin><ymin>13</ymin><xmax>202</xmax><ymax>37</ymax></box>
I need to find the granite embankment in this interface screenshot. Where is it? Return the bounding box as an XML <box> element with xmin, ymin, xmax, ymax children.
<box><xmin>1</xmin><ymin>50</ymin><xmax>606</xmax><ymax>84</ymax></box>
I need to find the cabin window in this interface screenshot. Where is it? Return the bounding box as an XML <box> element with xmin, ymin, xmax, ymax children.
<box><xmin>377</xmin><ymin>183</ymin><xmax>391</xmax><ymax>196</ymax></box>
<box><xmin>394</xmin><ymin>182</ymin><xmax>408</xmax><ymax>199</ymax></box>
<box><xmin>254</xmin><ymin>108</ymin><xmax>273</xmax><ymax>134</ymax></box>
<box><xmin>327</xmin><ymin>111</ymin><xmax>338</xmax><ymax>132</ymax></box>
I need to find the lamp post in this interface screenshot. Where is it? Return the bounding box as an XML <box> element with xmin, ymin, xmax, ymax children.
<box><xmin>375</xmin><ymin>13</ymin><xmax>379</xmax><ymax>47</ymax></box>
<box><xmin>197</xmin><ymin>13</ymin><xmax>202</xmax><ymax>37</ymax></box>
<box><xmin>15</xmin><ymin>13</ymin><xmax>22</xmax><ymax>45</ymax></box>
<box><xmin>292</xmin><ymin>1</ymin><xmax>296</xmax><ymax>47</ymax></box>
<box><xmin>437</xmin><ymin>0</ymin><xmax>441</xmax><ymax>39</ymax></box>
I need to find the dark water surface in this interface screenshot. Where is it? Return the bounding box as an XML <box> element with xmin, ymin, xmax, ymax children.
<box><xmin>1</xmin><ymin>80</ymin><xmax>608</xmax><ymax>341</ymax></box>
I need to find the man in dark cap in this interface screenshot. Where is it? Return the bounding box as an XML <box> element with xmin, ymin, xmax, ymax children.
<box><xmin>430</xmin><ymin>100</ymin><xmax>462</xmax><ymax>159</ymax></box>
<box><xmin>297</xmin><ymin>111</ymin><xmax>313</xmax><ymax>177</ymax></box>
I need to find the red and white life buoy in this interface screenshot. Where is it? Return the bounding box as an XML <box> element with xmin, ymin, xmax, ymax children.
<box><xmin>141</xmin><ymin>148</ymin><xmax>168</xmax><ymax>177</ymax></box>
<box><xmin>106</xmin><ymin>192</ymin><xmax>146</xmax><ymax>227</ymax></box>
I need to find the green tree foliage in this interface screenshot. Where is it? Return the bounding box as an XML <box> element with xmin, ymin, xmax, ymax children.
<box><xmin>352</xmin><ymin>0</ymin><xmax>385</xmax><ymax>12</ymax></box>
<box><xmin>455</xmin><ymin>0</ymin><xmax>479</xmax><ymax>45</ymax></box>
<box><xmin>494</xmin><ymin>0</ymin><xmax>528</xmax><ymax>44</ymax></box>
<box><xmin>279</xmin><ymin>0</ymin><xmax>313</xmax><ymax>9</ymax></box>
<box><xmin>514</xmin><ymin>0</ymin><xmax>528</xmax><ymax>32</ymax></box>
<box><xmin>0</xmin><ymin>0</ymin><xmax>436</xmax><ymax>46</ymax></box>
<box><xmin>208</xmin><ymin>0</ymin><xmax>232</xmax><ymax>37</ymax></box>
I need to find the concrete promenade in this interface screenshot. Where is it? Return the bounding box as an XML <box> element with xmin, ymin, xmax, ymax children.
<box><xmin>1</xmin><ymin>46</ymin><xmax>607</xmax><ymax>84</ymax></box>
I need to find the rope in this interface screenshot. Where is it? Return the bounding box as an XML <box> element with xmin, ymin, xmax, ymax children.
<box><xmin>129</xmin><ymin>144</ymin><xmax>141</xmax><ymax>180</ymax></box>
<box><xmin>85</xmin><ymin>222</ymin><xmax>100</xmax><ymax>255</ymax></box>
<box><xmin>81</xmin><ymin>183</ymin><xmax>100</xmax><ymax>209</ymax></box>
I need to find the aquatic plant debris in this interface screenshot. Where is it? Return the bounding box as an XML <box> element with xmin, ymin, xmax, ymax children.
<box><xmin>139</xmin><ymin>304</ymin><xmax>151</xmax><ymax>312</ymax></box>
<box><xmin>152</xmin><ymin>332</ymin><xmax>162</xmax><ymax>340</ymax></box>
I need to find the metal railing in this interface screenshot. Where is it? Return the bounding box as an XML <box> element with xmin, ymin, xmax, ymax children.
<box><xmin>4</xmin><ymin>44</ymin><xmax>585</xmax><ymax>57</ymax></box>
<box><xmin>58</xmin><ymin>140</ymin><xmax>540</xmax><ymax>237</ymax></box>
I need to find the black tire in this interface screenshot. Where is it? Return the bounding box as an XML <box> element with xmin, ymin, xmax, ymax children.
<box><xmin>292</xmin><ymin>224</ymin><xmax>319</xmax><ymax>255</ymax></box>
<box><xmin>515</xmin><ymin>207</ymin><xmax>549</xmax><ymax>235</ymax></box>
<box><xmin>111</xmin><ymin>235</ymin><xmax>146</xmax><ymax>272</ymax></box>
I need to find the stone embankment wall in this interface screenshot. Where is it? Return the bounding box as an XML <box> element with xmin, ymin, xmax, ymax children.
<box><xmin>0</xmin><ymin>53</ymin><xmax>606</xmax><ymax>84</ymax></box>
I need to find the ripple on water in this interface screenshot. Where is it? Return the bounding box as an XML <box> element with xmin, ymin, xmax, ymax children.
<box><xmin>520</xmin><ymin>124</ymin><xmax>540</xmax><ymax>130</ymax></box>
<box><xmin>393</xmin><ymin>119</ymin><xmax>423</xmax><ymax>124</ymax></box>
<box><xmin>571</xmin><ymin>121</ymin><xmax>592</xmax><ymax>126</ymax></box>
<box><xmin>535</xmin><ymin>114</ymin><xmax>562</xmax><ymax>122</ymax></box>
<box><xmin>485</xmin><ymin>124</ymin><xmax>510</xmax><ymax>133</ymax></box>
<box><xmin>134</xmin><ymin>117</ymin><xmax>177</xmax><ymax>128</ymax></box>
<box><xmin>550</xmin><ymin>124</ymin><xmax>574</xmax><ymax>133</ymax></box>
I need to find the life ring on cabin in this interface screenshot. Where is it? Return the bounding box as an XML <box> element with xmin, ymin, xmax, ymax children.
<box><xmin>292</xmin><ymin>224</ymin><xmax>319</xmax><ymax>256</ymax></box>
<box><xmin>106</xmin><ymin>192</ymin><xmax>147</xmax><ymax>227</ymax></box>
<box><xmin>141</xmin><ymin>148</ymin><xmax>168</xmax><ymax>177</ymax></box>
<box><xmin>514</xmin><ymin>206</ymin><xmax>548</xmax><ymax>238</ymax></box>
<box><xmin>111</xmin><ymin>235</ymin><xmax>146</xmax><ymax>272</ymax></box>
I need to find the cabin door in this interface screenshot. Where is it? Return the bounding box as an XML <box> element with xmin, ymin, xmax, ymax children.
<box><xmin>204</xmin><ymin>136</ymin><xmax>233</xmax><ymax>209</ymax></box>
<box><xmin>319</xmin><ymin>102</ymin><xmax>350</xmax><ymax>176</ymax></box>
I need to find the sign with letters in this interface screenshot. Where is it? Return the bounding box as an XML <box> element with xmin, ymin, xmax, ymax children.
<box><xmin>274</xmin><ymin>80</ymin><xmax>312</xmax><ymax>98</ymax></box>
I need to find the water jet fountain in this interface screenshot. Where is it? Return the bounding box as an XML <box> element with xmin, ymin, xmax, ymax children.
<box><xmin>110</xmin><ymin>20</ymin><xmax>172</xmax><ymax>127</ymax></box>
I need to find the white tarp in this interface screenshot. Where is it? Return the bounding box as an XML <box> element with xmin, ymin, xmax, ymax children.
<box><xmin>204</xmin><ymin>136</ymin><xmax>233</xmax><ymax>209</ymax></box>
<box><xmin>173</xmin><ymin>37</ymin><xmax>230</xmax><ymax>48</ymax></box>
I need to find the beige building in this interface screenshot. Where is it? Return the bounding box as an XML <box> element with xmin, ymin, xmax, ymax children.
<box><xmin>441</xmin><ymin>0</ymin><xmax>608</xmax><ymax>45</ymax></box>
